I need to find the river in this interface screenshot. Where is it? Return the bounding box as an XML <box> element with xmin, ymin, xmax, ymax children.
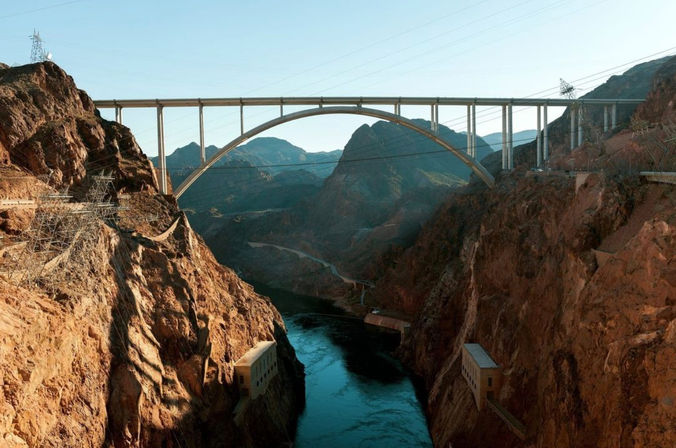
<box><xmin>254</xmin><ymin>284</ymin><xmax>432</xmax><ymax>448</ymax></box>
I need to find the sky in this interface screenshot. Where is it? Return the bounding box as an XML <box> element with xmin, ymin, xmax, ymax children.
<box><xmin>1</xmin><ymin>0</ymin><xmax>675</xmax><ymax>157</ymax></box>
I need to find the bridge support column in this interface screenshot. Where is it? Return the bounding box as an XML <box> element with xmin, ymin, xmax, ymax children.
<box><xmin>501</xmin><ymin>105</ymin><xmax>507</xmax><ymax>170</ymax></box>
<box><xmin>536</xmin><ymin>105</ymin><xmax>542</xmax><ymax>168</ymax></box>
<box><xmin>430</xmin><ymin>104</ymin><xmax>438</xmax><ymax>134</ymax></box>
<box><xmin>578</xmin><ymin>108</ymin><xmax>583</xmax><ymax>146</ymax></box>
<box><xmin>611</xmin><ymin>103</ymin><xmax>617</xmax><ymax>129</ymax></box>
<box><xmin>543</xmin><ymin>104</ymin><xmax>549</xmax><ymax>163</ymax></box>
<box><xmin>240</xmin><ymin>103</ymin><xmax>244</xmax><ymax>135</ymax></box>
<box><xmin>507</xmin><ymin>103</ymin><xmax>513</xmax><ymax>170</ymax></box>
<box><xmin>156</xmin><ymin>105</ymin><xmax>167</xmax><ymax>194</ymax></box>
<box><xmin>570</xmin><ymin>107</ymin><xmax>576</xmax><ymax>150</ymax></box>
<box><xmin>430</xmin><ymin>105</ymin><xmax>434</xmax><ymax>131</ymax></box>
<box><xmin>471</xmin><ymin>103</ymin><xmax>477</xmax><ymax>158</ymax></box>
<box><xmin>394</xmin><ymin>103</ymin><xmax>400</xmax><ymax>115</ymax></box>
<box><xmin>466</xmin><ymin>105</ymin><xmax>471</xmax><ymax>155</ymax></box>
<box><xmin>199</xmin><ymin>103</ymin><xmax>205</xmax><ymax>164</ymax></box>
<box><xmin>603</xmin><ymin>105</ymin><xmax>609</xmax><ymax>132</ymax></box>
<box><xmin>115</xmin><ymin>106</ymin><xmax>123</xmax><ymax>124</ymax></box>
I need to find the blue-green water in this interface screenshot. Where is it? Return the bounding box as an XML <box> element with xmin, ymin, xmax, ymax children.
<box><xmin>259</xmin><ymin>285</ymin><xmax>432</xmax><ymax>448</ymax></box>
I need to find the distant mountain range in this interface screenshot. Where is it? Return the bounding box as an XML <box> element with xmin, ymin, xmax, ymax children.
<box><xmin>481</xmin><ymin>130</ymin><xmax>537</xmax><ymax>152</ymax></box>
<box><xmin>153</xmin><ymin>137</ymin><xmax>342</xmax><ymax>213</ymax></box>
<box><xmin>153</xmin><ymin>137</ymin><xmax>341</xmax><ymax>179</ymax></box>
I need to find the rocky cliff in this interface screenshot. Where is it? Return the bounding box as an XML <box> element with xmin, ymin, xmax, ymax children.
<box><xmin>0</xmin><ymin>62</ymin><xmax>304</xmax><ymax>447</ymax></box>
<box><xmin>371</xmin><ymin>57</ymin><xmax>676</xmax><ymax>447</ymax></box>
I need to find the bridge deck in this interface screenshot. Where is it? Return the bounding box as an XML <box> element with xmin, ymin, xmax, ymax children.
<box><xmin>95</xmin><ymin>96</ymin><xmax>644</xmax><ymax>109</ymax></box>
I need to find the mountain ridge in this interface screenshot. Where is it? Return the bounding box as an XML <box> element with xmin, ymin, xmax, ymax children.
<box><xmin>481</xmin><ymin>129</ymin><xmax>537</xmax><ymax>151</ymax></box>
<box><xmin>154</xmin><ymin>136</ymin><xmax>342</xmax><ymax>179</ymax></box>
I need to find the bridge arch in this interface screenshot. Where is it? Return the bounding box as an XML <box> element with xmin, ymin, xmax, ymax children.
<box><xmin>173</xmin><ymin>106</ymin><xmax>495</xmax><ymax>198</ymax></box>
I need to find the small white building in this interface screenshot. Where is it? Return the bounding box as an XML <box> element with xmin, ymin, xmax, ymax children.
<box><xmin>462</xmin><ymin>343</ymin><xmax>501</xmax><ymax>410</ymax></box>
<box><xmin>234</xmin><ymin>341</ymin><xmax>278</xmax><ymax>399</ymax></box>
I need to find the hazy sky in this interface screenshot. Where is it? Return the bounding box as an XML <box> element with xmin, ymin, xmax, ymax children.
<box><xmin>2</xmin><ymin>0</ymin><xmax>675</xmax><ymax>157</ymax></box>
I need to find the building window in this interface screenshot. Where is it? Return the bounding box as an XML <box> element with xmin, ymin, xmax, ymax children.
<box><xmin>240</xmin><ymin>375</ymin><xmax>244</xmax><ymax>384</ymax></box>
<box><xmin>488</xmin><ymin>377</ymin><xmax>492</xmax><ymax>387</ymax></box>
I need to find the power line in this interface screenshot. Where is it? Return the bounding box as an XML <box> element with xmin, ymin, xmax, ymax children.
<box><xmin>0</xmin><ymin>0</ymin><xmax>88</xmax><ymax>20</ymax></box>
<box><xmin>439</xmin><ymin>47</ymin><xmax>676</xmax><ymax>130</ymax></box>
<box><xmin>296</xmin><ymin>0</ymin><xmax>542</xmax><ymax>96</ymax></box>
<box><xmin>8</xmin><ymin>48</ymin><xmax>669</xmax><ymax>191</ymax></box>
<box><xmin>112</xmin><ymin>0</ymin><xmax>566</xmax><ymax>144</ymax></box>
<box><xmin>239</xmin><ymin>0</ymin><xmax>493</xmax><ymax>96</ymax></box>
<box><xmin>165</xmin><ymin>135</ymin><xmax>538</xmax><ymax>175</ymax></box>
<box><xmin>308</xmin><ymin>0</ymin><xmax>566</xmax><ymax>96</ymax></box>
<box><xmin>127</xmin><ymin>46</ymin><xmax>676</xmax><ymax>155</ymax></box>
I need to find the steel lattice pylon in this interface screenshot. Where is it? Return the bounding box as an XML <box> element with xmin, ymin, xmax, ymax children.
<box><xmin>29</xmin><ymin>30</ymin><xmax>50</xmax><ymax>63</ymax></box>
<box><xmin>8</xmin><ymin>172</ymin><xmax>119</xmax><ymax>292</ymax></box>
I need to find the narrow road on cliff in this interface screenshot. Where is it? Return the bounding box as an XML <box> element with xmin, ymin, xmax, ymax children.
<box><xmin>247</xmin><ymin>241</ymin><xmax>374</xmax><ymax>287</ymax></box>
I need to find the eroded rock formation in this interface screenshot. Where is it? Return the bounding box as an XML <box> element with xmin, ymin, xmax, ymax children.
<box><xmin>0</xmin><ymin>62</ymin><xmax>304</xmax><ymax>447</ymax></box>
<box><xmin>372</xmin><ymin>56</ymin><xmax>676</xmax><ymax>447</ymax></box>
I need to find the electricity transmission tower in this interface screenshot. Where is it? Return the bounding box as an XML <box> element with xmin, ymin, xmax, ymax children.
<box><xmin>561</xmin><ymin>77</ymin><xmax>588</xmax><ymax>146</ymax></box>
<box><xmin>29</xmin><ymin>30</ymin><xmax>51</xmax><ymax>63</ymax></box>
<box><xmin>559</xmin><ymin>78</ymin><xmax>577</xmax><ymax>100</ymax></box>
<box><xmin>8</xmin><ymin>172</ymin><xmax>118</xmax><ymax>291</ymax></box>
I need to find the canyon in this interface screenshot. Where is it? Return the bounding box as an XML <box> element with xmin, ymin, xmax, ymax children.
<box><xmin>184</xmin><ymin>120</ymin><xmax>493</xmax><ymax>302</ymax></box>
<box><xmin>0</xmin><ymin>52</ymin><xmax>674</xmax><ymax>448</ymax></box>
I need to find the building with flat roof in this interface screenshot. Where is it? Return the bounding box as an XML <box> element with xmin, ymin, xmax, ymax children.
<box><xmin>234</xmin><ymin>341</ymin><xmax>278</xmax><ymax>399</ymax></box>
<box><xmin>462</xmin><ymin>343</ymin><xmax>501</xmax><ymax>410</ymax></box>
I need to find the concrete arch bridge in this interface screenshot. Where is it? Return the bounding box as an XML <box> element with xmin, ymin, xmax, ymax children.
<box><xmin>94</xmin><ymin>96</ymin><xmax>644</xmax><ymax>197</ymax></box>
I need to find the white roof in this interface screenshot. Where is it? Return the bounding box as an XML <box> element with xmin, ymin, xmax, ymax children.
<box><xmin>235</xmin><ymin>341</ymin><xmax>276</xmax><ymax>367</ymax></box>
<box><xmin>464</xmin><ymin>343</ymin><xmax>499</xmax><ymax>369</ymax></box>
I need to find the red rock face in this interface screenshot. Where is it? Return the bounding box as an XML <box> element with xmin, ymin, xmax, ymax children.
<box><xmin>375</xmin><ymin>173</ymin><xmax>674</xmax><ymax>448</ymax></box>
<box><xmin>0</xmin><ymin>62</ymin><xmax>305</xmax><ymax>447</ymax></box>
<box><xmin>635</xmin><ymin>56</ymin><xmax>676</xmax><ymax>124</ymax></box>
<box><xmin>0</xmin><ymin>62</ymin><xmax>156</xmax><ymax>196</ymax></box>
<box><xmin>372</xmin><ymin>57</ymin><xmax>676</xmax><ymax>448</ymax></box>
